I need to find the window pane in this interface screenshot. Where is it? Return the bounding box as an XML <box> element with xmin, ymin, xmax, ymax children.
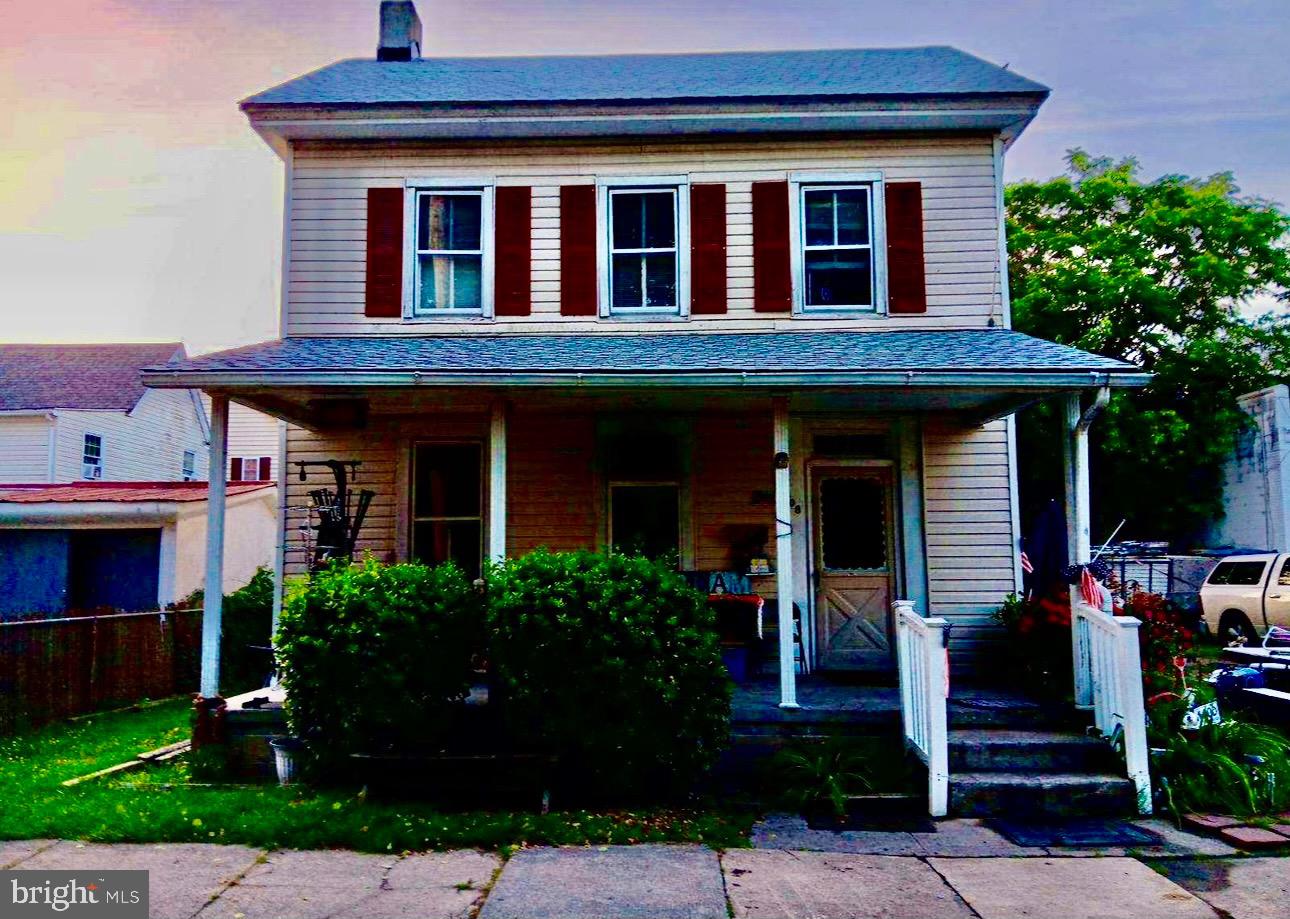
<box><xmin>804</xmin><ymin>190</ymin><xmax>834</xmax><ymax>246</ymax></box>
<box><xmin>611</xmin><ymin>485</ymin><xmax>680</xmax><ymax>561</ymax></box>
<box><xmin>819</xmin><ymin>477</ymin><xmax>886</xmax><ymax>570</ymax></box>
<box><xmin>644</xmin><ymin>253</ymin><xmax>677</xmax><ymax>307</ymax></box>
<box><xmin>642</xmin><ymin>192</ymin><xmax>675</xmax><ymax>248</ymax></box>
<box><xmin>419</xmin><ymin>254</ymin><xmax>482</xmax><ymax>311</ymax></box>
<box><xmin>611</xmin><ymin>193</ymin><xmax>644</xmax><ymax>249</ymax></box>
<box><xmin>413</xmin><ymin>444</ymin><xmax>481</xmax><ymax>518</ymax></box>
<box><xmin>611</xmin><ymin>253</ymin><xmax>644</xmax><ymax>308</ymax></box>
<box><xmin>412</xmin><ymin>520</ymin><xmax>482</xmax><ymax>576</ymax></box>
<box><xmin>834</xmin><ymin>189</ymin><xmax>870</xmax><ymax>245</ymax></box>
<box><xmin>611</xmin><ymin>191</ymin><xmax>675</xmax><ymax>250</ymax></box>
<box><xmin>805</xmin><ymin>249</ymin><xmax>873</xmax><ymax>307</ymax></box>
<box><xmin>418</xmin><ymin>194</ymin><xmax>481</xmax><ymax>251</ymax></box>
<box><xmin>1208</xmin><ymin>561</ymin><xmax>1267</xmax><ymax>586</ymax></box>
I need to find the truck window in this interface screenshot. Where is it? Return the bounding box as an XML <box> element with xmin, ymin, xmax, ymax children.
<box><xmin>1280</xmin><ymin>558</ymin><xmax>1290</xmax><ymax>587</ymax></box>
<box><xmin>1208</xmin><ymin>561</ymin><xmax>1268</xmax><ymax>586</ymax></box>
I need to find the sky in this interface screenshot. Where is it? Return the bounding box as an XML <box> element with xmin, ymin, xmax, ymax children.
<box><xmin>1</xmin><ymin>0</ymin><xmax>1287</xmax><ymax>353</ymax></box>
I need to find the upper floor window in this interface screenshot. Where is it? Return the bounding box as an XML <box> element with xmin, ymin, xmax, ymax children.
<box><xmin>82</xmin><ymin>433</ymin><xmax>102</xmax><ymax>479</ymax></box>
<box><xmin>800</xmin><ymin>183</ymin><xmax>877</xmax><ymax>311</ymax></box>
<box><xmin>181</xmin><ymin>450</ymin><xmax>196</xmax><ymax>482</ymax></box>
<box><xmin>608</xmin><ymin>188</ymin><xmax>680</xmax><ymax>313</ymax></box>
<box><xmin>413</xmin><ymin>189</ymin><xmax>486</xmax><ymax>316</ymax></box>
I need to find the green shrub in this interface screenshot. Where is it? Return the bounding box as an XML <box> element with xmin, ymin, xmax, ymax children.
<box><xmin>276</xmin><ymin>559</ymin><xmax>483</xmax><ymax>766</ymax></box>
<box><xmin>488</xmin><ymin>549</ymin><xmax>731</xmax><ymax>799</ymax></box>
<box><xmin>176</xmin><ymin>567</ymin><xmax>276</xmax><ymax>695</ymax></box>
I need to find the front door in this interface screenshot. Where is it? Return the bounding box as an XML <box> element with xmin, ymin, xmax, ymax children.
<box><xmin>811</xmin><ymin>468</ymin><xmax>896</xmax><ymax>670</ymax></box>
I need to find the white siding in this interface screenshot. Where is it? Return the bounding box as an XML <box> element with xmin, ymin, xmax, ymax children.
<box><xmin>922</xmin><ymin>418</ymin><xmax>1018</xmax><ymax>655</ymax></box>
<box><xmin>52</xmin><ymin>389</ymin><xmax>209</xmax><ymax>483</ymax></box>
<box><xmin>285</xmin><ymin>135</ymin><xmax>1005</xmax><ymax>335</ymax></box>
<box><xmin>0</xmin><ymin>416</ymin><xmax>53</xmax><ymax>482</ymax></box>
<box><xmin>203</xmin><ymin>397</ymin><xmax>283</xmax><ymax>481</ymax></box>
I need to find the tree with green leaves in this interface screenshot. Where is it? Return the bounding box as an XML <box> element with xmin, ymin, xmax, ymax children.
<box><xmin>1007</xmin><ymin>150</ymin><xmax>1290</xmax><ymax>546</ymax></box>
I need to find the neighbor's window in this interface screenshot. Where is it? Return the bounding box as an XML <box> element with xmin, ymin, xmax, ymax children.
<box><xmin>82</xmin><ymin>433</ymin><xmax>103</xmax><ymax>479</ymax></box>
<box><xmin>411</xmin><ymin>443</ymin><xmax>483</xmax><ymax>576</ymax></box>
<box><xmin>414</xmin><ymin>190</ymin><xmax>484</xmax><ymax>315</ymax></box>
<box><xmin>1207</xmin><ymin>560</ymin><xmax>1268</xmax><ymax>586</ymax></box>
<box><xmin>801</xmin><ymin>184</ymin><xmax>876</xmax><ymax>310</ymax></box>
<box><xmin>610</xmin><ymin>483</ymin><xmax>680</xmax><ymax>561</ymax></box>
<box><xmin>181</xmin><ymin>450</ymin><xmax>196</xmax><ymax>481</ymax></box>
<box><xmin>609</xmin><ymin>188</ymin><xmax>679</xmax><ymax>312</ymax></box>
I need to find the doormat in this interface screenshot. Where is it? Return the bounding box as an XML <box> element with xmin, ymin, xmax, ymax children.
<box><xmin>987</xmin><ymin>818</ymin><xmax>1162</xmax><ymax>848</ymax></box>
<box><xmin>805</xmin><ymin>813</ymin><xmax>938</xmax><ymax>833</ymax></box>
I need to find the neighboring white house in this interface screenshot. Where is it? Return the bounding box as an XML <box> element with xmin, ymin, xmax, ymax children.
<box><xmin>0</xmin><ymin>343</ymin><xmax>209</xmax><ymax>483</ymax></box>
<box><xmin>202</xmin><ymin>396</ymin><xmax>283</xmax><ymax>483</ymax></box>
<box><xmin>1206</xmin><ymin>384</ymin><xmax>1290</xmax><ymax>552</ymax></box>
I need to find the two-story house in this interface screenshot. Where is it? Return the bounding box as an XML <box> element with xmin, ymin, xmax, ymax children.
<box><xmin>143</xmin><ymin>2</ymin><xmax>1148</xmax><ymax>725</ymax></box>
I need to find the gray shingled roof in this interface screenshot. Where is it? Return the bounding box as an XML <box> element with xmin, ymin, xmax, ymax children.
<box><xmin>146</xmin><ymin>331</ymin><xmax>1135</xmax><ymax>377</ymax></box>
<box><xmin>243</xmin><ymin>47</ymin><xmax>1047</xmax><ymax>107</ymax></box>
<box><xmin>0</xmin><ymin>343</ymin><xmax>184</xmax><ymax>412</ymax></box>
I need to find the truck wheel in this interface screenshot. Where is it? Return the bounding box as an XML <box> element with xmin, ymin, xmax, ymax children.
<box><xmin>1218</xmin><ymin>610</ymin><xmax>1259</xmax><ymax>646</ymax></box>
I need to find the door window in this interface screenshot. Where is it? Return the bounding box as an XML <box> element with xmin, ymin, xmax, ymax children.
<box><xmin>818</xmin><ymin>476</ymin><xmax>887</xmax><ymax>571</ymax></box>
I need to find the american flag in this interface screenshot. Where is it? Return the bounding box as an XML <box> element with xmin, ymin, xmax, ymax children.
<box><xmin>1020</xmin><ymin>551</ymin><xmax>1034</xmax><ymax>575</ymax></box>
<box><xmin>1079</xmin><ymin>565</ymin><xmax>1102</xmax><ymax>608</ymax></box>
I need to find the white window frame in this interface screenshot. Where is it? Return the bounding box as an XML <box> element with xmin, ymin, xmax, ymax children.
<box><xmin>238</xmin><ymin>456</ymin><xmax>264</xmax><ymax>482</ymax></box>
<box><xmin>82</xmin><ymin>433</ymin><xmax>103</xmax><ymax>480</ymax></box>
<box><xmin>401</xmin><ymin>180</ymin><xmax>495</xmax><ymax>320</ymax></box>
<box><xmin>181</xmin><ymin>450</ymin><xmax>196</xmax><ymax>482</ymax></box>
<box><xmin>596</xmin><ymin>176</ymin><xmax>690</xmax><ymax>319</ymax></box>
<box><xmin>789</xmin><ymin>171</ymin><xmax>887</xmax><ymax>316</ymax></box>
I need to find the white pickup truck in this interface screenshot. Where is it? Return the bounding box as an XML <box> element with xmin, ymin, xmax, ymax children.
<box><xmin>1200</xmin><ymin>553</ymin><xmax>1290</xmax><ymax>643</ymax></box>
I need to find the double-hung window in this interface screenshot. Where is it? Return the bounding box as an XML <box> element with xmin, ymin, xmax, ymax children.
<box><xmin>411</xmin><ymin>442</ymin><xmax>483</xmax><ymax>577</ymax></box>
<box><xmin>606</xmin><ymin>186</ymin><xmax>684</xmax><ymax>315</ymax></box>
<box><xmin>799</xmin><ymin>183</ymin><xmax>878</xmax><ymax>311</ymax></box>
<box><xmin>413</xmin><ymin>189</ymin><xmax>486</xmax><ymax>316</ymax></box>
<box><xmin>181</xmin><ymin>450</ymin><xmax>196</xmax><ymax>482</ymax></box>
<box><xmin>82</xmin><ymin>433</ymin><xmax>103</xmax><ymax>479</ymax></box>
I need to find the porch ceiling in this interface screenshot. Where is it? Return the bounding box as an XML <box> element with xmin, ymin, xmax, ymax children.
<box><xmin>142</xmin><ymin>330</ymin><xmax>1148</xmax><ymax>429</ymax></box>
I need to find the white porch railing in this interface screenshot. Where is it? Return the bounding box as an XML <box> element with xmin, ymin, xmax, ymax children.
<box><xmin>1071</xmin><ymin>597</ymin><xmax>1153</xmax><ymax>814</ymax></box>
<box><xmin>894</xmin><ymin>599</ymin><xmax>949</xmax><ymax>817</ymax></box>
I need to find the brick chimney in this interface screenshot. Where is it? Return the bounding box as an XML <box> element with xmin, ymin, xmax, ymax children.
<box><xmin>377</xmin><ymin>1</ymin><xmax>422</xmax><ymax>61</ymax></box>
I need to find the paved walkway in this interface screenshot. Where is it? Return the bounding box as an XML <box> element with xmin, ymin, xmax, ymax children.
<box><xmin>3</xmin><ymin>833</ymin><xmax>1287</xmax><ymax>919</ymax></box>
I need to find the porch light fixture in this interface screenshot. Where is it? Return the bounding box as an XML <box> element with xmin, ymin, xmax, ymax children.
<box><xmin>774</xmin><ymin>451</ymin><xmax>790</xmax><ymax>469</ymax></box>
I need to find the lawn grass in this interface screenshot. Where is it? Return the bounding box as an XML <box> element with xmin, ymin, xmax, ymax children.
<box><xmin>0</xmin><ymin>700</ymin><xmax>754</xmax><ymax>852</ymax></box>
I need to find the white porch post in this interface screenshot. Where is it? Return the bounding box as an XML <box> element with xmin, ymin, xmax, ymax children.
<box><xmin>201</xmin><ymin>394</ymin><xmax>229</xmax><ymax>698</ymax></box>
<box><xmin>488</xmin><ymin>400</ymin><xmax>507</xmax><ymax>564</ymax></box>
<box><xmin>772</xmin><ymin>397</ymin><xmax>799</xmax><ymax>709</ymax></box>
<box><xmin>1062</xmin><ymin>388</ymin><xmax>1109</xmax><ymax>564</ymax></box>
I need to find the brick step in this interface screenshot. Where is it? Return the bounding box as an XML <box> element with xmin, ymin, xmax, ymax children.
<box><xmin>948</xmin><ymin>729</ymin><xmax>1115</xmax><ymax>773</ymax></box>
<box><xmin>949</xmin><ymin>771</ymin><xmax>1137</xmax><ymax>818</ymax></box>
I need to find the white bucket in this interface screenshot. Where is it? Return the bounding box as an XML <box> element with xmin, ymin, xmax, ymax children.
<box><xmin>270</xmin><ymin>737</ymin><xmax>302</xmax><ymax>786</ymax></box>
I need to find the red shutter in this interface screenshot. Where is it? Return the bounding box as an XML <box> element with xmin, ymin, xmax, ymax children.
<box><xmin>560</xmin><ymin>185</ymin><xmax>598</xmax><ymax>316</ymax></box>
<box><xmin>690</xmin><ymin>183</ymin><xmax>727</xmax><ymax>315</ymax></box>
<box><xmin>229</xmin><ymin>457</ymin><xmax>243</xmax><ymax>482</ymax></box>
<box><xmin>885</xmin><ymin>181</ymin><xmax>927</xmax><ymax>314</ymax></box>
<box><xmin>258</xmin><ymin>457</ymin><xmax>272</xmax><ymax>481</ymax></box>
<box><xmin>752</xmin><ymin>180</ymin><xmax>792</xmax><ymax>313</ymax></box>
<box><xmin>365</xmin><ymin>187</ymin><xmax>404</xmax><ymax>318</ymax></box>
<box><xmin>494</xmin><ymin>186</ymin><xmax>532</xmax><ymax>316</ymax></box>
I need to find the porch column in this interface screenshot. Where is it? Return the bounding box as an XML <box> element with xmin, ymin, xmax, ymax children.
<box><xmin>201</xmin><ymin>394</ymin><xmax>229</xmax><ymax>698</ymax></box>
<box><xmin>1062</xmin><ymin>388</ymin><xmax>1109</xmax><ymax>564</ymax></box>
<box><xmin>488</xmin><ymin>400</ymin><xmax>507</xmax><ymax>564</ymax></box>
<box><xmin>773</xmin><ymin>397</ymin><xmax>799</xmax><ymax>709</ymax></box>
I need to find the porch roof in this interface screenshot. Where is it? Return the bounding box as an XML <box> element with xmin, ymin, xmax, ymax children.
<box><xmin>143</xmin><ymin>331</ymin><xmax>1147</xmax><ymax>390</ymax></box>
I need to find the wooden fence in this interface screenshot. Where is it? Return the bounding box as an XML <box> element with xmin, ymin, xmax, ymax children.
<box><xmin>0</xmin><ymin>609</ymin><xmax>202</xmax><ymax>735</ymax></box>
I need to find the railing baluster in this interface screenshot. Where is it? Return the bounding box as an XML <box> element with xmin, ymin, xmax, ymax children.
<box><xmin>894</xmin><ymin>600</ymin><xmax>949</xmax><ymax>817</ymax></box>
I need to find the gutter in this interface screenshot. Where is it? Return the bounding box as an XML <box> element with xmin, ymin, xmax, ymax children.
<box><xmin>141</xmin><ymin>369</ymin><xmax>1152</xmax><ymax>391</ymax></box>
<box><xmin>0</xmin><ymin>501</ymin><xmax>181</xmax><ymax>526</ymax></box>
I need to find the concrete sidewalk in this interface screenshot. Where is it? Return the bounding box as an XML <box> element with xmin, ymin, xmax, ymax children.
<box><xmin>3</xmin><ymin>838</ymin><xmax>1287</xmax><ymax>919</ymax></box>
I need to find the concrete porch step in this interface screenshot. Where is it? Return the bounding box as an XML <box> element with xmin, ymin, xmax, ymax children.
<box><xmin>948</xmin><ymin>729</ymin><xmax>1115</xmax><ymax>773</ymax></box>
<box><xmin>949</xmin><ymin>771</ymin><xmax>1137</xmax><ymax>818</ymax></box>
